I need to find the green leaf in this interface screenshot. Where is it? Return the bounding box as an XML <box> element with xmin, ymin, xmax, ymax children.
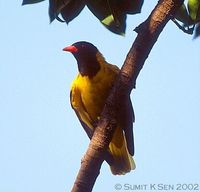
<box><xmin>194</xmin><ymin>22</ymin><xmax>200</xmax><ymax>38</ymax></box>
<box><xmin>120</xmin><ymin>0</ymin><xmax>144</xmax><ymax>14</ymax></box>
<box><xmin>49</xmin><ymin>0</ymin><xmax>71</xmax><ymax>22</ymax></box>
<box><xmin>86</xmin><ymin>0</ymin><xmax>143</xmax><ymax>35</ymax></box>
<box><xmin>60</xmin><ymin>0</ymin><xmax>85</xmax><ymax>24</ymax></box>
<box><xmin>103</xmin><ymin>13</ymin><xmax>127</xmax><ymax>35</ymax></box>
<box><xmin>188</xmin><ymin>0</ymin><xmax>200</xmax><ymax>22</ymax></box>
<box><xmin>174</xmin><ymin>3</ymin><xmax>191</xmax><ymax>25</ymax></box>
<box><xmin>22</xmin><ymin>0</ymin><xmax>45</xmax><ymax>5</ymax></box>
<box><xmin>87</xmin><ymin>0</ymin><xmax>127</xmax><ymax>35</ymax></box>
<box><xmin>49</xmin><ymin>0</ymin><xmax>85</xmax><ymax>23</ymax></box>
<box><xmin>196</xmin><ymin>1</ymin><xmax>200</xmax><ymax>21</ymax></box>
<box><xmin>86</xmin><ymin>0</ymin><xmax>113</xmax><ymax>23</ymax></box>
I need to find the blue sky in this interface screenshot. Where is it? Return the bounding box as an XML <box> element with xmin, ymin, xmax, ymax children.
<box><xmin>0</xmin><ymin>1</ymin><xmax>200</xmax><ymax>192</ymax></box>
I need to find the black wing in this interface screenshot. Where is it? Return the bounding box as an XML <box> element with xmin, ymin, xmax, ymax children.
<box><xmin>118</xmin><ymin>95</ymin><xmax>135</xmax><ymax>156</ymax></box>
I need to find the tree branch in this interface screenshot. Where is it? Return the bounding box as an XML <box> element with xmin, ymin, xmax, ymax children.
<box><xmin>71</xmin><ymin>0</ymin><xmax>184</xmax><ymax>191</ymax></box>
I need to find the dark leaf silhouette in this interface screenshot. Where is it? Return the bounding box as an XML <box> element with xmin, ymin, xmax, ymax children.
<box><xmin>22</xmin><ymin>0</ymin><xmax>45</xmax><ymax>5</ymax></box>
<box><xmin>22</xmin><ymin>0</ymin><xmax>144</xmax><ymax>35</ymax></box>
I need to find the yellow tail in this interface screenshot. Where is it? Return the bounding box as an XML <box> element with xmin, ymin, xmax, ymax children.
<box><xmin>108</xmin><ymin>127</ymin><xmax>136</xmax><ymax>175</ymax></box>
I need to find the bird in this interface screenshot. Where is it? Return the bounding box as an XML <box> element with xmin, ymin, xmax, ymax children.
<box><xmin>63</xmin><ymin>41</ymin><xmax>136</xmax><ymax>175</ymax></box>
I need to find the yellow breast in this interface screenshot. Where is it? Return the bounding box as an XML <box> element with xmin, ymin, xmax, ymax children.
<box><xmin>72</xmin><ymin>56</ymin><xmax>119</xmax><ymax>122</ymax></box>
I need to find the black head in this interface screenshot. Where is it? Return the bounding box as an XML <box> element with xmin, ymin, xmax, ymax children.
<box><xmin>63</xmin><ymin>41</ymin><xmax>101</xmax><ymax>77</ymax></box>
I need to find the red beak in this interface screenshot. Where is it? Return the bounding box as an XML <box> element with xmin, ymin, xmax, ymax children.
<box><xmin>63</xmin><ymin>45</ymin><xmax>78</xmax><ymax>53</ymax></box>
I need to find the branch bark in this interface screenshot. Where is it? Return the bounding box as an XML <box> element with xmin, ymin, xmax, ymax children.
<box><xmin>71</xmin><ymin>0</ymin><xmax>184</xmax><ymax>191</ymax></box>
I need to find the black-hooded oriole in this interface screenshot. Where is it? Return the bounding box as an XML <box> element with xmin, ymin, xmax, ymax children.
<box><xmin>63</xmin><ymin>41</ymin><xmax>135</xmax><ymax>175</ymax></box>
